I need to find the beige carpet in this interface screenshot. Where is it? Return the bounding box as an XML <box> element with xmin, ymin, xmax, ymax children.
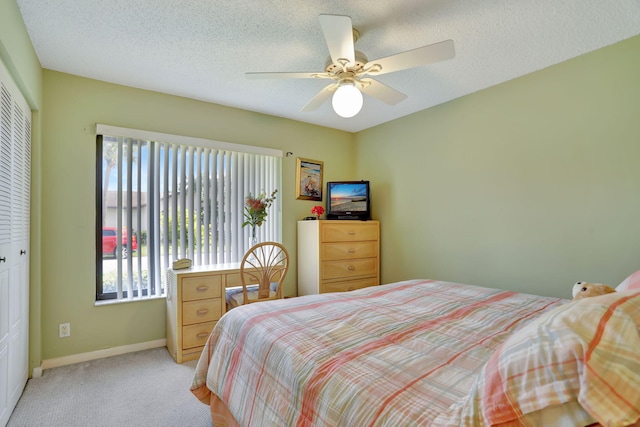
<box><xmin>7</xmin><ymin>347</ymin><xmax>213</xmax><ymax>427</ymax></box>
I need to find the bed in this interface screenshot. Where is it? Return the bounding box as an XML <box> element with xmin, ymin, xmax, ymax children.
<box><xmin>191</xmin><ymin>276</ymin><xmax>640</xmax><ymax>426</ymax></box>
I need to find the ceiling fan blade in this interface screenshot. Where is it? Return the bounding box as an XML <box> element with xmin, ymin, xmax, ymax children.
<box><xmin>300</xmin><ymin>84</ymin><xmax>338</xmax><ymax>112</ymax></box>
<box><xmin>319</xmin><ymin>14</ymin><xmax>355</xmax><ymax>66</ymax></box>
<box><xmin>359</xmin><ymin>78</ymin><xmax>407</xmax><ymax>105</ymax></box>
<box><xmin>364</xmin><ymin>39</ymin><xmax>455</xmax><ymax>76</ymax></box>
<box><xmin>246</xmin><ymin>71</ymin><xmax>331</xmax><ymax>79</ymax></box>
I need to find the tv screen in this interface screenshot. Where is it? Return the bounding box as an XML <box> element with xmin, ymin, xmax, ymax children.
<box><xmin>326</xmin><ymin>181</ymin><xmax>371</xmax><ymax>220</ymax></box>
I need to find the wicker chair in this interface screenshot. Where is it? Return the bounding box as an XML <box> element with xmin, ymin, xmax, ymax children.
<box><xmin>226</xmin><ymin>242</ymin><xmax>289</xmax><ymax>309</ymax></box>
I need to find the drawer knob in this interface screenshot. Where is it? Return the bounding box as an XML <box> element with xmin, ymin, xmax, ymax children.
<box><xmin>348</xmin><ymin>231</ymin><xmax>356</xmax><ymax>235</ymax></box>
<box><xmin>196</xmin><ymin>285</ymin><xmax>209</xmax><ymax>292</ymax></box>
<box><xmin>348</xmin><ymin>265</ymin><xmax>355</xmax><ymax>271</ymax></box>
<box><xmin>197</xmin><ymin>309</ymin><xmax>209</xmax><ymax>315</ymax></box>
<box><xmin>347</xmin><ymin>248</ymin><xmax>356</xmax><ymax>253</ymax></box>
<box><xmin>197</xmin><ymin>332</ymin><xmax>209</xmax><ymax>338</ymax></box>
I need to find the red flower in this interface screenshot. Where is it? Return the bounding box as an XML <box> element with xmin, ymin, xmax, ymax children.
<box><xmin>311</xmin><ymin>205</ymin><xmax>324</xmax><ymax>218</ymax></box>
<box><xmin>243</xmin><ymin>189</ymin><xmax>278</xmax><ymax>228</ymax></box>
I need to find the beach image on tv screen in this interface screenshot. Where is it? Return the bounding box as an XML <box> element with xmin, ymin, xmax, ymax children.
<box><xmin>330</xmin><ymin>183</ymin><xmax>367</xmax><ymax>211</ymax></box>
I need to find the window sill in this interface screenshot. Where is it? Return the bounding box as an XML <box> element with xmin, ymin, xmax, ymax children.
<box><xmin>94</xmin><ymin>294</ymin><xmax>166</xmax><ymax>307</ymax></box>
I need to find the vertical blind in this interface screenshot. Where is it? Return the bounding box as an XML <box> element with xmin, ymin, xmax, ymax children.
<box><xmin>96</xmin><ymin>124</ymin><xmax>282</xmax><ymax>301</ymax></box>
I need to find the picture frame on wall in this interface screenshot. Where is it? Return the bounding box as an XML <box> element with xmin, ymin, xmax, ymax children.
<box><xmin>295</xmin><ymin>157</ymin><xmax>323</xmax><ymax>201</ymax></box>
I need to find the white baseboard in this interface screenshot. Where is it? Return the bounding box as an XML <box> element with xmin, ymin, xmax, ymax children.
<box><xmin>40</xmin><ymin>339</ymin><xmax>167</xmax><ymax>371</ymax></box>
<box><xmin>32</xmin><ymin>366</ymin><xmax>43</xmax><ymax>378</ymax></box>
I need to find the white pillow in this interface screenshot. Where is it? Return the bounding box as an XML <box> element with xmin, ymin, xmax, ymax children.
<box><xmin>616</xmin><ymin>269</ymin><xmax>640</xmax><ymax>291</ymax></box>
<box><xmin>435</xmin><ymin>291</ymin><xmax>640</xmax><ymax>427</ymax></box>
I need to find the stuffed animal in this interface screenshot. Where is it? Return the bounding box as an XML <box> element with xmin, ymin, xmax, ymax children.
<box><xmin>572</xmin><ymin>281</ymin><xmax>616</xmax><ymax>300</ymax></box>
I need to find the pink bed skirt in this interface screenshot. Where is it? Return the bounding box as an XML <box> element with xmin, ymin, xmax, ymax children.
<box><xmin>209</xmin><ymin>394</ymin><xmax>241</xmax><ymax>427</ymax></box>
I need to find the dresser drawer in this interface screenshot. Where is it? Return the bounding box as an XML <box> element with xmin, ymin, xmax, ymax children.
<box><xmin>321</xmin><ymin>277</ymin><xmax>379</xmax><ymax>293</ymax></box>
<box><xmin>182</xmin><ymin>299</ymin><xmax>222</xmax><ymax>325</ymax></box>
<box><xmin>298</xmin><ymin>220</ymin><xmax>380</xmax><ymax>297</ymax></box>
<box><xmin>321</xmin><ymin>222</ymin><xmax>379</xmax><ymax>242</ymax></box>
<box><xmin>182</xmin><ymin>321</ymin><xmax>216</xmax><ymax>349</ymax></box>
<box><xmin>182</xmin><ymin>275</ymin><xmax>222</xmax><ymax>301</ymax></box>
<box><xmin>321</xmin><ymin>258</ymin><xmax>378</xmax><ymax>281</ymax></box>
<box><xmin>322</xmin><ymin>241</ymin><xmax>378</xmax><ymax>261</ymax></box>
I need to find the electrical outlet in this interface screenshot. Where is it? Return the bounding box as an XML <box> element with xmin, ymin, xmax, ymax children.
<box><xmin>59</xmin><ymin>323</ymin><xmax>70</xmax><ymax>338</ymax></box>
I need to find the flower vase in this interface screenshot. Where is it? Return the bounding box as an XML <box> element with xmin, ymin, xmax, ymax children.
<box><xmin>249</xmin><ymin>225</ymin><xmax>258</xmax><ymax>248</ymax></box>
<box><xmin>247</xmin><ymin>225</ymin><xmax>258</xmax><ymax>262</ymax></box>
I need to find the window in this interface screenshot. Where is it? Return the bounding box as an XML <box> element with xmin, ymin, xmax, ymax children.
<box><xmin>95</xmin><ymin>125</ymin><xmax>282</xmax><ymax>301</ymax></box>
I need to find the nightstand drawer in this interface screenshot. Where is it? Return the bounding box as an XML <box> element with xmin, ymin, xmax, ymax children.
<box><xmin>322</xmin><ymin>258</ymin><xmax>378</xmax><ymax>280</ymax></box>
<box><xmin>182</xmin><ymin>276</ymin><xmax>222</xmax><ymax>301</ymax></box>
<box><xmin>182</xmin><ymin>321</ymin><xmax>216</xmax><ymax>349</ymax></box>
<box><xmin>321</xmin><ymin>222</ymin><xmax>379</xmax><ymax>242</ymax></box>
<box><xmin>182</xmin><ymin>299</ymin><xmax>222</xmax><ymax>325</ymax></box>
<box><xmin>168</xmin><ymin>265</ymin><xmax>233</xmax><ymax>363</ymax></box>
<box><xmin>321</xmin><ymin>277</ymin><xmax>379</xmax><ymax>293</ymax></box>
<box><xmin>322</xmin><ymin>241</ymin><xmax>378</xmax><ymax>260</ymax></box>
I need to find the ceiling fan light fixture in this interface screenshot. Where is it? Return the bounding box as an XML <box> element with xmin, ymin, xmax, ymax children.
<box><xmin>332</xmin><ymin>82</ymin><xmax>363</xmax><ymax>118</ymax></box>
<box><xmin>246</xmin><ymin>15</ymin><xmax>455</xmax><ymax>119</ymax></box>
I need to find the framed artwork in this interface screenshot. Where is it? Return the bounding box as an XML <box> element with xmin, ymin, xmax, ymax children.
<box><xmin>296</xmin><ymin>157</ymin><xmax>323</xmax><ymax>201</ymax></box>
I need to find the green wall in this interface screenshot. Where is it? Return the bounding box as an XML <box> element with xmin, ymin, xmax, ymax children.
<box><xmin>0</xmin><ymin>0</ymin><xmax>42</xmax><ymax>107</ymax></box>
<box><xmin>356</xmin><ymin>35</ymin><xmax>640</xmax><ymax>299</ymax></box>
<box><xmin>40</xmin><ymin>71</ymin><xmax>354</xmax><ymax>360</ymax></box>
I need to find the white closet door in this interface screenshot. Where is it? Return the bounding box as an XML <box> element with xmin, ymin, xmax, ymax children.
<box><xmin>0</xmin><ymin>269</ymin><xmax>9</xmax><ymax>427</ymax></box>
<box><xmin>0</xmin><ymin>69</ymin><xmax>10</xmax><ymax>265</ymax></box>
<box><xmin>0</xmin><ymin>56</ymin><xmax>31</xmax><ymax>427</ymax></box>
<box><xmin>0</xmin><ymin>63</ymin><xmax>13</xmax><ymax>427</ymax></box>
<box><xmin>8</xmin><ymin>91</ymin><xmax>29</xmax><ymax>417</ymax></box>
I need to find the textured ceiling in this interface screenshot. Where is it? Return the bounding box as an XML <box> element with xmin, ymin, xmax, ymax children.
<box><xmin>16</xmin><ymin>0</ymin><xmax>640</xmax><ymax>133</ymax></box>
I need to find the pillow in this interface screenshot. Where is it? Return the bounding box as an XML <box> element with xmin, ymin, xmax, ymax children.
<box><xmin>616</xmin><ymin>269</ymin><xmax>640</xmax><ymax>291</ymax></box>
<box><xmin>434</xmin><ymin>290</ymin><xmax>640</xmax><ymax>427</ymax></box>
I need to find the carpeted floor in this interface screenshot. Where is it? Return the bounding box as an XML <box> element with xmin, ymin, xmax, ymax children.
<box><xmin>7</xmin><ymin>347</ymin><xmax>213</xmax><ymax>427</ymax></box>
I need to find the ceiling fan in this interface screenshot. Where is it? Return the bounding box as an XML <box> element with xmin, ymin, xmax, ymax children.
<box><xmin>246</xmin><ymin>14</ymin><xmax>455</xmax><ymax>118</ymax></box>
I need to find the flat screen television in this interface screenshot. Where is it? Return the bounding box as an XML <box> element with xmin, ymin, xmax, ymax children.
<box><xmin>326</xmin><ymin>181</ymin><xmax>371</xmax><ymax>220</ymax></box>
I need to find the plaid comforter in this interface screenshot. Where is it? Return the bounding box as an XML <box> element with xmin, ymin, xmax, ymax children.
<box><xmin>191</xmin><ymin>279</ymin><xmax>578</xmax><ymax>426</ymax></box>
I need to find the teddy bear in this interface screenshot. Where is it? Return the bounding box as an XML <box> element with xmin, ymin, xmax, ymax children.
<box><xmin>572</xmin><ymin>281</ymin><xmax>616</xmax><ymax>300</ymax></box>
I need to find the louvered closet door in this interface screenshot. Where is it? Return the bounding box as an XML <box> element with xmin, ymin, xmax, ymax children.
<box><xmin>0</xmin><ymin>60</ymin><xmax>13</xmax><ymax>427</ymax></box>
<box><xmin>0</xmin><ymin>56</ymin><xmax>31</xmax><ymax>427</ymax></box>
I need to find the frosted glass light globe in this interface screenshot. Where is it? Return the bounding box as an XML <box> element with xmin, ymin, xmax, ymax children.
<box><xmin>332</xmin><ymin>83</ymin><xmax>363</xmax><ymax>118</ymax></box>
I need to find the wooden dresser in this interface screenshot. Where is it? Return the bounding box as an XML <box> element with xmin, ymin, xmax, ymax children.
<box><xmin>297</xmin><ymin>220</ymin><xmax>380</xmax><ymax>295</ymax></box>
<box><xmin>166</xmin><ymin>265</ymin><xmax>228</xmax><ymax>363</ymax></box>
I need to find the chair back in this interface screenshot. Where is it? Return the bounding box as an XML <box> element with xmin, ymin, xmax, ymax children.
<box><xmin>231</xmin><ymin>242</ymin><xmax>289</xmax><ymax>307</ymax></box>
